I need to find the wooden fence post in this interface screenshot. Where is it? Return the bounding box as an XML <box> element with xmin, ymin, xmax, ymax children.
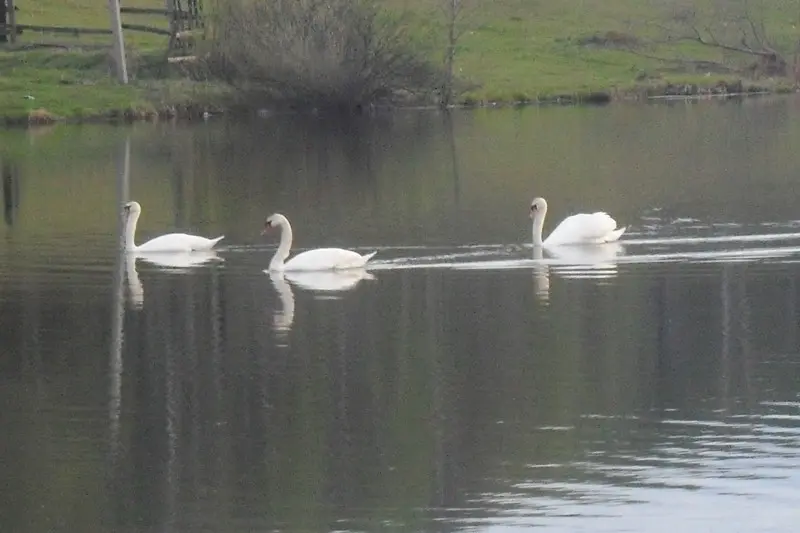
<box><xmin>0</xmin><ymin>1</ymin><xmax>6</xmax><ymax>43</ymax></box>
<box><xmin>166</xmin><ymin>0</ymin><xmax>176</xmax><ymax>51</ymax></box>
<box><xmin>107</xmin><ymin>0</ymin><xmax>129</xmax><ymax>83</ymax></box>
<box><xmin>8</xmin><ymin>0</ymin><xmax>17</xmax><ymax>44</ymax></box>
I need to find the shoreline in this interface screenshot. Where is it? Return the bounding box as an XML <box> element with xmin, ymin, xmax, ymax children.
<box><xmin>1</xmin><ymin>78</ymin><xmax>795</xmax><ymax>128</ymax></box>
<box><xmin>4</xmin><ymin>0</ymin><xmax>800</xmax><ymax>129</ymax></box>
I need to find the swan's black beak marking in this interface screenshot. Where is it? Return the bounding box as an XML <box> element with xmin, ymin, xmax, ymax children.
<box><xmin>261</xmin><ymin>220</ymin><xmax>272</xmax><ymax>236</ymax></box>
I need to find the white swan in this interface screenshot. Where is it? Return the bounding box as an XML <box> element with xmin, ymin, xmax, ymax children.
<box><xmin>123</xmin><ymin>201</ymin><xmax>224</xmax><ymax>253</ymax></box>
<box><xmin>262</xmin><ymin>213</ymin><xmax>377</xmax><ymax>272</ymax></box>
<box><xmin>530</xmin><ymin>197</ymin><xmax>626</xmax><ymax>246</ymax></box>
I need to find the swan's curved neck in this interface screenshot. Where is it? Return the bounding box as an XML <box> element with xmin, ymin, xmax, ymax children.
<box><xmin>532</xmin><ymin>210</ymin><xmax>546</xmax><ymax>246</ymax></box>
<box><xmin>270</xmin><ymin>219</ymin><xmax>293</xmax><ymax>271</ymax></box>
<box><xmin>124</xmin><ymin>211</ymin><xmax>139</xmax><ymax>251</ymax></box>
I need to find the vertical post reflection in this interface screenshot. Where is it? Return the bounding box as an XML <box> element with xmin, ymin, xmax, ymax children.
<box><xmin>2</xmin><ymin>158</ymin><xmax>20</xmax><ymax>228</ymax></box>
<box><xmin>443</xmin><ymin>110</ymin><xmax>461</xmax><ymax>213</ymax></box>
<box><xmin>429</xmin><ymin>270</ymin><xmax>446</xmax><ymax>508</ymax></box>
<box><xmin>735</xmin><ymin>267</ymin><xmax>753</xmax><ymax>407</ymax></box>
<box><xmin>109</xmin><ymin>135</ymin><xmax>131</xmax><ymax>461</ymax></box>
<box><xmin>172</xmin><ymin>125</ymin><xmax>189</xmax><ymax>229</ymax></box>
<box><xmin>164</xmin><ymin>318</ymin><xmax>179</xmax><ymax>533</ymax></box>
<box><xmin>720</xmin><ymin>265</ymin><xmax>732</xmax><ymax>412</ymax></box>
<box><xmin>720</xmin><ymin>264</ymin><xmax>755</xmax><ymax>410</ymax></box>
<box><xmin>209</xmin><ymin>257</ymin><xmax>224</xmax><ymax>491</ymax></box>
<box><xmin>786</xmin><ymin>277</ymin><xmax>797</xmax><ymax>352</ymax></box>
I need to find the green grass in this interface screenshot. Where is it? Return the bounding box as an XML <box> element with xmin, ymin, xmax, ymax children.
<box><xmin>390</xmin><ymin>0</ymin><xmax>800</xmax><ymax>102</ymax></box>
<box><xmin>0</xmin><ymin>0</ymin><xmax>228</xmax><ymax>123</ymax></box>
<box><xmin>0</xmin><ymin>50</ymin><xmax>148</xmax><ymax>120</ymax></box>
<box><xmin>1</xmin><ymin>0</ymin><xmax>799</xmax><ymax>122</ymax></box>
<box><xmin>0</xmin><ymin>47</ymin><xmax>232</xmax><ymax>124</ymax></box>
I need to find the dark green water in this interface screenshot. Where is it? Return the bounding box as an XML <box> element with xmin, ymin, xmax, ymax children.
<box><xmin>1</xmin><ymin>98</ymin><xmax>800</xmax><ymax>532</ymax></box>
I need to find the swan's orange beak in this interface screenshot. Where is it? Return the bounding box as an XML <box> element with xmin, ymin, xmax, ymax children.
<box><xmin>261</xmin><ymin>222</ymin><xmax>273</xmax><ymax>236</ymax></box>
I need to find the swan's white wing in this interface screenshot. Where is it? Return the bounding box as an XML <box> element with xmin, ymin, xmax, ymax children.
<box><xmin>137</xmin><ymin>233</ymin><xmax>224</xmax><ymax>253</ymax></box>
<box><xmin>544</xmin><ymin>212</ymin><xmax>624</xmax><ymax>246</ymax></box>
<box><xmin>283</xmin><ymin>248</ymin><xmax>376</xmax><ymax>271</ymax></box>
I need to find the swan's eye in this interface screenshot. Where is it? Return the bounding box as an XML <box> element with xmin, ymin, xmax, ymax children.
<box><xmin>531</xmin><ymin>204</ymin><xmax>537</xmax><ymax>211</ymax></box>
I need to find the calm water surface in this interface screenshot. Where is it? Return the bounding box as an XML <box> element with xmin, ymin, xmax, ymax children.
<box><xmin>1</xmin><ymin>97</ymin><xmax>800</xmax><ymax>532</ymax></box>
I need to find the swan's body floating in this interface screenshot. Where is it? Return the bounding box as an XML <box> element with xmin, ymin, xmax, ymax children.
<box><xmin>123</xmin><ymin>201</ymin><xmax>224</xmax><ymax>253</ymax></box>
<box><xmin>262</xmin><ymin>213</ymin><xmax>376</xmax><ymax>272</ymax></box>
<box><xmin>530</xmin><ymin>197</ymin><xmax>626</xmax><ymax>246</ymax></box>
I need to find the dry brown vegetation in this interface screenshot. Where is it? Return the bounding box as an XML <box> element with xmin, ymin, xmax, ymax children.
<box><xmin>201</xmin><ymin>0</ymin><xmax>444</xmax><ymax>110</ymax></box>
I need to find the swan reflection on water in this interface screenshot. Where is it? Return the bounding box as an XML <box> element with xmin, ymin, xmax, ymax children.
<box><xmin>542</xmin><ymin>241</ymin><xmax>624</xmax><ymax>277</ymax></box>
<box><xmin>134</xmin><ymin>250</ymin><xmax>223</xmax><ymax>269</ymax></box>
<box><xmin>123</xmin><ymin>251</ymin><xmax>223</xmax><ymax>309</ymax></box>
<box><xmin>532</xmin><ymin>246</ymin><xmax>550</xmax><ymax>303</ymax></box>
<box><xmin>124</xmin><ymin>254</ymin><xmax>144</xmax><ymax>310</ymax></box>
<box><xmin>283</xmin><ymin>269</ymin><xmax>375</xmax><ymax>293</ymax></box>
<box><xmin>266</xmin><ymin>268</ymin><xmax>375</xmax><ymax>343</ymax></box>
<box><xmin>532</xmin><ymin>242</ymin><xmax>625</xmax><ymax>303</ymax></box>
<box><xmin>268</xmin><ymin>272</ymin><xmax>295</xmax><ymax>344</ymax></box>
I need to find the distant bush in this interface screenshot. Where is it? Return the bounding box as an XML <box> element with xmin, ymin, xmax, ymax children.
<box><xmin>203</xmin><ymin>0</ymin><xmax>443</xmax><ymax>110</ymax></box>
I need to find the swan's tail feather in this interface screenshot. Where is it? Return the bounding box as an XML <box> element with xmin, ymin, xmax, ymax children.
<box><xmin>606</xmin><ymin>227</ymin><xmax>626</xmax><ymax>243</ymax></box>
<box><xmin>361</xmin><ymin>251</ymin><xmax>378</xmax><ymax>263</ymax></box>
<box><xmin>208</xmin><ymin>235</ymin><xmax>225</xmax><ymax>248</ymax></box>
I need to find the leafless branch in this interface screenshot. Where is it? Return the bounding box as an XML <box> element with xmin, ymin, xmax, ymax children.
<box><xmin>632</xmin><ymin>0</ymin><xmax>790</xmax><ymax>79</ymax></box>
<box><xmin>624</xmin><ymin>44</ymin><xmax>736</xmax><ymax>73</ymax></box>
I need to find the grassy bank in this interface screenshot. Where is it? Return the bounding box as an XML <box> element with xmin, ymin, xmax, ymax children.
<box><xmin>1</xmin><ymin>0</ymin><xmax>799</xmax><ymax>124</ymax></box>
<box><xmin>0</xmin><ymin>49</ymin><xmax>236</xmax><ymax>125</ymax></box>
<box><xmin>0</xmin><ymin>0</ymin><xmax>234</xmax><ymax>125</ymax></box>
<box><xmin>402</xmin><ymin>0</ymin><xmax>800</xmax><ymax>102</ymax></box>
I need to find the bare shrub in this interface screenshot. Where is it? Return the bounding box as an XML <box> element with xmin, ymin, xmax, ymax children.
<box><xmin>636</xmin><ymin>0</ymin><xmax>792</xmax><ymax>79</ymax></box>
<box><xmin>202</xmin><ymin>0</ymin><xmax>442</xmax><ymax>110</ymax></box>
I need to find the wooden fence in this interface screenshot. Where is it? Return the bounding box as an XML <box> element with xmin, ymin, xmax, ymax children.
<box><xmin>0</xmin><ymin>0</ymin><xmax>203</xmax><ymax>54</ymax></box>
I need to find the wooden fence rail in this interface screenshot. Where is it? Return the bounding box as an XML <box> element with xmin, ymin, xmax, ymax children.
<box><xmin>0</xmin><ymin>0</ymin><xmax>202</xmax><ymax>50</ymax></box>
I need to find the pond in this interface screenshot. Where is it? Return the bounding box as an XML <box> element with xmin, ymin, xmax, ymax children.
<box><xmin>1</xmin><ymin>97</ymin><xmax>800</xmax><ymax>532</ymax></box>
